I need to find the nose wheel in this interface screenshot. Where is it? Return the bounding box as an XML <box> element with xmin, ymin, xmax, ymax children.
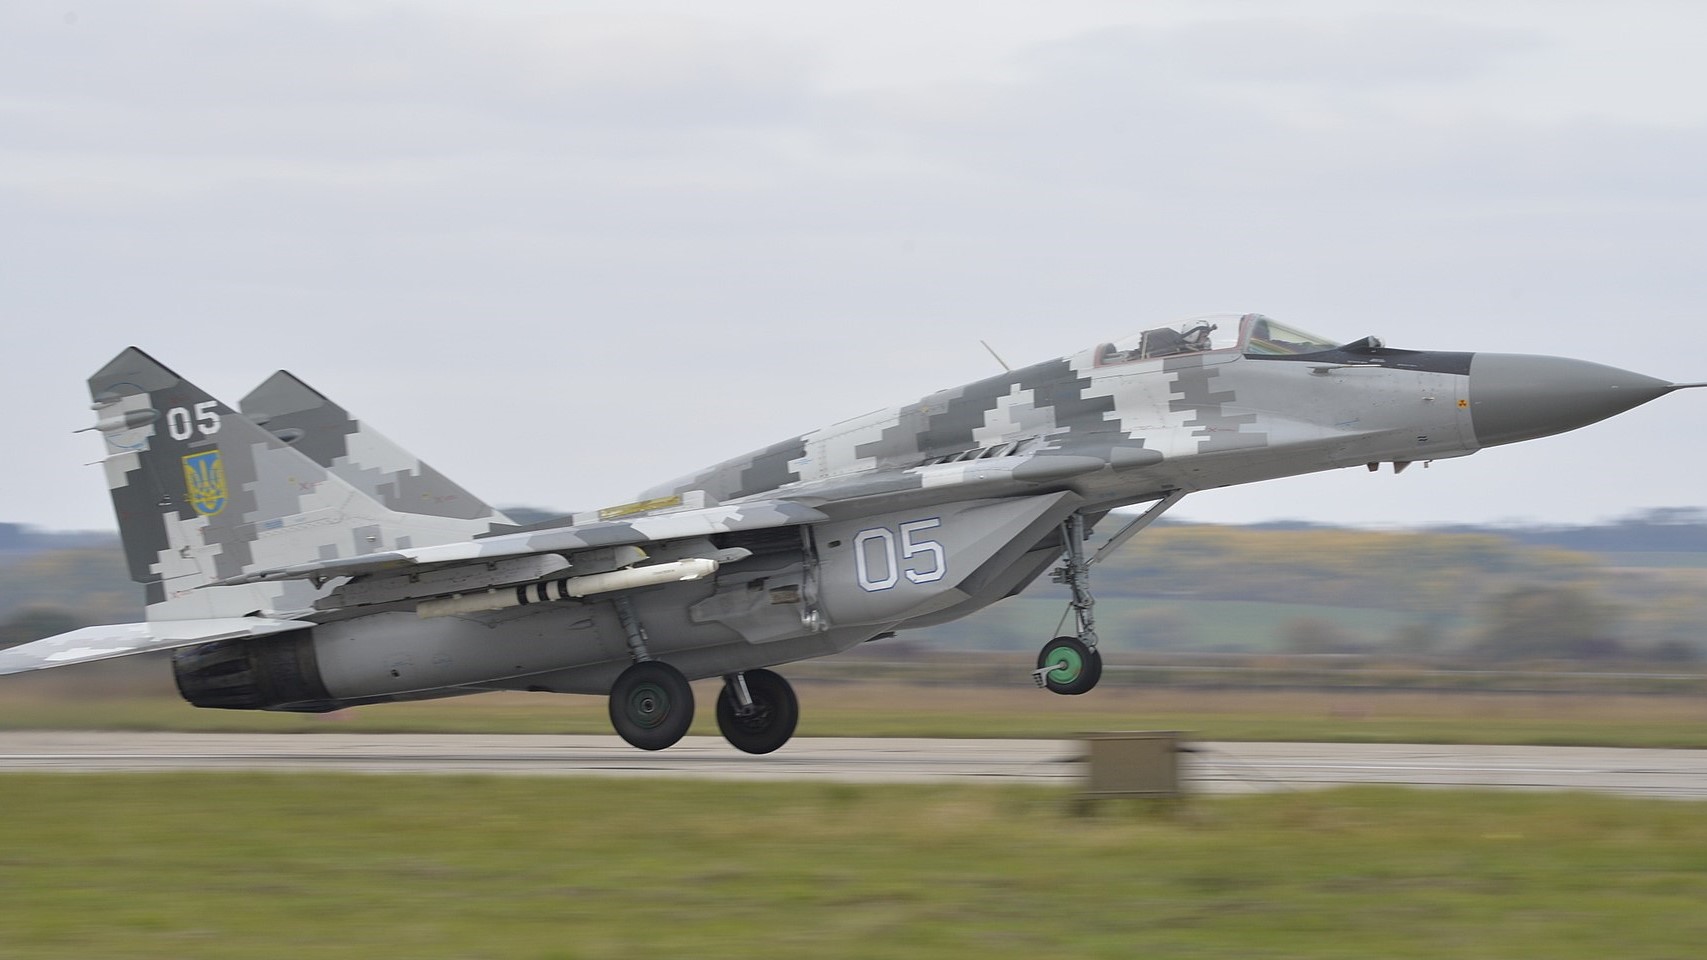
<box><xmin>1029</xmin><ymin>497</ymin><xmax>1185</xmax><ymax>696</ymax></box>
<box><xmin>608</xmin><ymin>660</ymin><xmax>695</xmax><ymax>751</ymax></box>
<box><xmin>1033</xmin><ymin>513</ymin><xmax>1105</xmax><ymax>695</ymax></box>
<box><xmin>1036</xmin><ymin>636</ymin><xmax>1102</xmax><ymax>695</ymax></box>
<box><xmin>717</xmin><ymin>668</ymin><xmax>799</xmax><ymax>755</ymax></box>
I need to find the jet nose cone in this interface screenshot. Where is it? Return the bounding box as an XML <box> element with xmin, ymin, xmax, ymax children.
<box><xmin>1469</xmin><ymin>353</ymin><xmax>1675</xmax><ymax>447</ymax></box>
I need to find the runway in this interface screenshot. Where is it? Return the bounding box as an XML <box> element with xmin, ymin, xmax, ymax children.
<box><xmin>1</xmin><ymin>733</ymin><xmax>1704</xmax><ymax>799</ymax></box>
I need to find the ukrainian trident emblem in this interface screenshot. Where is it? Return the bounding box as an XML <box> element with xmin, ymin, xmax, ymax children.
<box><xmin>182</xmin><ymin>450</ymin><xmax>228</xmax><ymax>516</ymax></box>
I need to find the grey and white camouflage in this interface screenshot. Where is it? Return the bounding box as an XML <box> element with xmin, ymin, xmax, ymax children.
<box><xmin>3</xmin><ymin>314</ymin><xmax>1698</xmax><ymax>753</ymax></box>
<box><xmin>241</xmin><ymin>370</ymin><xmax>515</xmax><ymax>526</ymax></box>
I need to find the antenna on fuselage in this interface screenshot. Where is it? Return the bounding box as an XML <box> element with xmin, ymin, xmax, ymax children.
<box><xmin>980</xmin><ymin>340</ymin><xmax>1012</xmax><ymax>372</ymax></box>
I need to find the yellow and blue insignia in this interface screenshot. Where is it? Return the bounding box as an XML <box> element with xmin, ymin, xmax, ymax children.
<box><xmin>182</xmin><ymin>449</ymin><xmax>228</xmax><ymax>516</ymax></box>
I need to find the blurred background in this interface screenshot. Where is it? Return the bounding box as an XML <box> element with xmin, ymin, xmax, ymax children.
<box><xmin>4</xmin><ymin>0</ymin><xmax>1707</xmax><ymax>534</ymax></box>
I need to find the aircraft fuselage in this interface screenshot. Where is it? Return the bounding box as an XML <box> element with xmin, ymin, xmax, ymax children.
<box><xmin>11</xmin><ymin>315</ymin><xmax>1695</xmax><ymax>754</ymax></box>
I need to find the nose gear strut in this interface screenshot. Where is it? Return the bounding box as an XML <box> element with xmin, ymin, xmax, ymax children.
<box><xmin>1032</xmin><ymin>491</ymin><xmax>1185</xmax><ymax>695</ymax></box>
<box><xmin>1033</xmin><ymin>513</ymin><xmax>1101</xmax><ymax>694</ymax></box>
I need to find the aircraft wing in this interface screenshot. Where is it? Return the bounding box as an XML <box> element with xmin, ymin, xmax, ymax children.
<box><xmin>0</xmin><ymin>617</ymin><xmax>315</xmax><ymax>677</ymax></box>
<box><xmin>212</xmin><ymin>498</ymin><xmax>829</xmax><ymax>586</ymax></box>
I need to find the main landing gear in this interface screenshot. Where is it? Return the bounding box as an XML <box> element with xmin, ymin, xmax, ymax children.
<box><xmin>605</xmin><ymin>595</ymin><xmax>800</xmax><ymax>753</ymax></box>
<box><xmin>1032</xmin><ymin>493</ymin><xmax>1186</xmax><ymax>697</ymax></box>
<box><xmin>609</xmin><ymin>659</ymin><xmax>695</xmax><ymax>751</ymax></box>
<box><xmin>606</xmin><ymin>662</ymin><xmax>801</xmax><ymax>753</ymax></box>
<box><xmin>716</xmin><ymin>668</ymin><xmax>799</xmax><ymax>755</ymax></box>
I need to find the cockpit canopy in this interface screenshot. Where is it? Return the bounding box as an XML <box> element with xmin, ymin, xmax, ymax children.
<box><xmin>1095</xmin><ymin>313</ymin><xmax>1343</xmax><ymax>366</ymax></box>
<box><xmin>1243</xmin><ymin>315</ymin><xmax>1342</xmax><ymax>357</ymax></box>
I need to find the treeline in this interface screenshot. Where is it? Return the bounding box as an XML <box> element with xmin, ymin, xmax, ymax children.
<box><xmin>1096</xmin><ymin>524</ymin><xmax>1601</xmax><ymax>612</ymax></box>
<box><xmin>0</xmin><ymin>522</ymin><xmax>115</xmax><ymax>558</ymax></box>
<box><xmin>0</xmin><ymin>545</ymin><xmax>133</xmax><ymax>645</ymax></box>
<box><xmin>935</xmin><ymin>523</ymin><xmax>1707</xmax><ymax>662</ymax></box>
<box><xmin>1432</xmin><ymin>507</ymin><xmax>1707</xmax><ymax>555</ymax></box>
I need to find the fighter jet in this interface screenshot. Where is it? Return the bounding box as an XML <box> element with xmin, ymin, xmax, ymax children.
<box><xmin>3</xmin><ymin>314</ymin><xmax>1701</xmax><ymax>753</ymax></box>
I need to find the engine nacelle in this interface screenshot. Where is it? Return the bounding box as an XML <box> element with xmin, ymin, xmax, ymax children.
<box><xmin>172</xmin><ymin>630</ymin><xmax>341</xmax><ymax>712</ymax></box>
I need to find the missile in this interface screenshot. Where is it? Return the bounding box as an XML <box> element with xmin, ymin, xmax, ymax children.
<box><xmin>416</xmin><ymin>556</ymin><xmax>726</xmax><ymax>619</ymax></box>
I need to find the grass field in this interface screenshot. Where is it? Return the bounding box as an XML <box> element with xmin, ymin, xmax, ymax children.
<box><xmin>2</xmin><ymin>775</ymin><xmax>1704</xmax><ymax>959</ymax></box>
<box><xmin>4</xmin><ymin>675</ymin><xmax>1707</xmax><ymax>747</ymax></box>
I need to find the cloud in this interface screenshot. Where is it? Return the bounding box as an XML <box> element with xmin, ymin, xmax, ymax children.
<box><xmin>1024</xmin><ymin>15</ymin><xmax>1537</xmax><ymax>90</ymax></box>
<box><xmin>4</xmin><ymin>4</ymin><xmax>811</xmax><ymax>114</ymax></box>
<box><xmin>0</xmin><ymin>2</ymin><xmax>831</xmax><ymax>294</ymax></box>
<box><xmin>818</xmin><ymin>14</ymin><xmax>1707</xmax><ymax>238</ymax></box>
<box><xmin>0</xmin><ymin>1</ymin><xmax>815</xmax><ymax>189</ymax></box>
<box><xmin>3</xmin><ymin>3</ymin><xmax>1705</xmax><ymax>530</ymax></box>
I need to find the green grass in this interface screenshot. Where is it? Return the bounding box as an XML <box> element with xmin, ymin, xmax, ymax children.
<box><xmin>3</xmin><ymin>679</ymin><xmax>1707</xmax><ymax>748</ymax></box>
<box><xmin>7</xmin><ymin>682</ymin><xmax>1707</xmax><ymax>748</ymax></box>
<box><xmin>1</xmin><ymin>775</ymin><xmax>1704</xmax><ymax>959</ymax></box>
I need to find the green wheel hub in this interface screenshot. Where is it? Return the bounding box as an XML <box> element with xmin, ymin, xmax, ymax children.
<box><xmin>1036</xmin><ymin>636</ymin><xmax>1101</xmax><ymax>696</ymax></box>
<box><xmin>1045</xmin><ymin>648</ymin><xmax>1083</xmax><ymax>684</ymax></box>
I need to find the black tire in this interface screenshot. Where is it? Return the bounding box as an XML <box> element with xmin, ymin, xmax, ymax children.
<box><xmin>715</xmin><ymin>668</ymin><xmax>799</xmax><ymax>755</ymax></box>
<box><xmin>1037</xmin><ymin>636</ymin><xmax>1102</xmax><ymax>695</ymax></box>
<box><xmin>608</xmin><ymin>660</ymin><xmax>695</xmax><ymax>751</ymax></box>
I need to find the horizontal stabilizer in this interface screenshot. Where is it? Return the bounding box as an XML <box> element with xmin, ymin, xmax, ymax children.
<box><xmin>0</xmin><ymin>618</ymin><xmax>314</xmax><ymax>676</ymax></box>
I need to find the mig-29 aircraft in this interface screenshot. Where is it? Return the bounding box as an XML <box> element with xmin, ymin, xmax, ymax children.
<box><xmin>3</xmin><ymin>314</ymin><xmax>1701</xmax><ymax>753</ymax></box>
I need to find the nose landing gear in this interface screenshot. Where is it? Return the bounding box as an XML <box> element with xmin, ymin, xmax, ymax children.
<box><xmin>1032</xmin><ymin>513</ymin><xmax>1104</xmax><ymax>695</ymax></box>
<box><xmin>1032</xmin><ymin>493</ymin><xmax>1185</xmax><ymax>696</ymax></box>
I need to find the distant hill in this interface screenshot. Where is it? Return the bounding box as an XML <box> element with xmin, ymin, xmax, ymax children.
<box><xmin>1223</xmin><ymin>508</ymin><xmax>1707</xmax><ymax>555</ymax></box>
<box><xmin>0</xmin><ymin>523</ymin><xmax>117</xmax><ymax>560</ymax></box>
<box><xmin>1428</xmin><ymin>508</ymin><xmax>1707</xmax><ymax>559</ymax></box>
<box><xmin>494</xmin><ymin>505</ymin><xmax>571</xmax><ymax>527</ymax></box>
<box><xmin>932</xmin><ymin>509</ymin><xmax>1707</xmax><ymax>658</ymax></box>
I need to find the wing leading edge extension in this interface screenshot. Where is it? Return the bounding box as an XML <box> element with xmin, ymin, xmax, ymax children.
<box><xmin>210</xmin><ymin>499</ymin><xmax>831</xmax><ymax>586</ymax></box>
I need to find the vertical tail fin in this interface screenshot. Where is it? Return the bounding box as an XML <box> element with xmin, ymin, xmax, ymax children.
<box><xmin>240</xmin><ymin>371</ymin><xmax>514</xmax><ymax>526</ymax></box>
<box><xmin>86</xmin><ymin>348</ymin><xmax>496</xmax><ymax>620</ymax></box>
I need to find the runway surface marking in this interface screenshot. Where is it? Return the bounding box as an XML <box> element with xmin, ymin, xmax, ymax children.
<box><xmin>1</xmin><ymin>733</ymin><xmax>1703</xmax><ymax>799</ymax></box>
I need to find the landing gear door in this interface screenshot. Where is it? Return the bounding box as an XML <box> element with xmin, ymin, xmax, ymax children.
<box><xmin>814</xmin><ymin>492</ymin><xmax>1080</xmax><ymax>628</ymax></box>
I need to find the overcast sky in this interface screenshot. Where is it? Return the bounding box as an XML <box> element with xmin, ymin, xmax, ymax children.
<box><xmin>4</xmin><ymin>0</ymin><xmax>1705</xmax><ymax>532</ymax></box>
